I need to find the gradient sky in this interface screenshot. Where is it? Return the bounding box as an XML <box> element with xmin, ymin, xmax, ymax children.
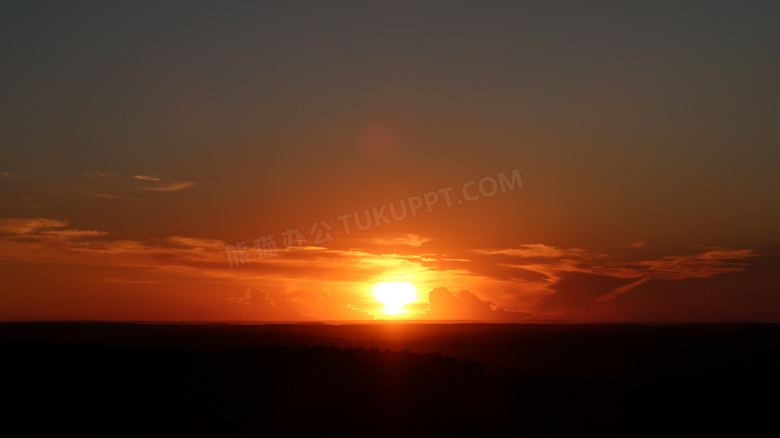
<box><xmin>2</xmin><ymin>1</ymin><xmax>779</xmax><ymax>322</ymax></box>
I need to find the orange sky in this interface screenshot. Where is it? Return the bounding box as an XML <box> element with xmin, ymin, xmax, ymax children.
<box><xmin>1</xmin><ymin>184</ymin><xmax>777</xmax><ymax>322</ymax></box>
<box><xmin>1</xmin><ymin>2</ymin><xmax>779</xmax><ymax>322</ymax></box>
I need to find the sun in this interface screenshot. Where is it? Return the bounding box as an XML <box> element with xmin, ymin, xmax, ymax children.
<box><xmin>372</xmin><ymin>282</ymin><xmax>418</xmax><ymax>315</ymax></box>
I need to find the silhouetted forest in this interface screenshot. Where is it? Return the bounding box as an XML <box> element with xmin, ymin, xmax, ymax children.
<box><xmin>2</xmin><ymin>323</ymin><xmax>779</xmax><ymax>435</ymax></box>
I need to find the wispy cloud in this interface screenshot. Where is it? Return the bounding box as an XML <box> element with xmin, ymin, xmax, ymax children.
<box><xmin>597</xmin><ymin>275</ymin><xmax>653</xmax><ymax>302</ymax></box>
<box><xmin>0</xmin><ymin>218</ymin><xmax>770</xmax><ymax>322</ymax></box>
<box><xmin>132</xmin><ymin>175</ymin><xmax>162</xmax><ymax>181</ymax></box>
<box><xmin>470</xmin><ymin>242</ymin><xmax>766</xmax><ymax>316</ymax></box>
<box><xmin>369</xmin><ymin>234</ymin><xmax>430</xmax><ymax>247</ymax></box>
<box><xmin>0</xmin><ymin>217</ymin><xmax>107</xmax><ymax>241</ymax></box>
<box><xmin>474</xmin><ymin>244</ymin><xmax>589</xmax><ymax>259</ymax></box>
<box><xmin>166</xmin><ymin>236</ymin><xmax>226</xmax><ymax>250</ymax></box>
<box><xmin>634</xmin><ymin>249</ymin><xmax>760</xmax><ymax>280</ymax></box>
<box><xmin>0</xmin><ymin>217</ymin><xmax>69</xmax><ymax>234</ymax></box>
<box><xmin>426</xmin><ymin>287</ymin><xmax>533</xmax><ymax>321</ymax></box>
<box><xmin>133</xmin><ymin>175</ymin><xmax>196</xmax><ymax>191</ymax></box>
<box><xmin>39</xmin><ymin>229</ymin><xmax>109</xmax><ymax>239</ymax></box>
<box><xmin>475</xmin><ymin>243</ymin><xmax>759</xmax><ymax>283</ymax></box>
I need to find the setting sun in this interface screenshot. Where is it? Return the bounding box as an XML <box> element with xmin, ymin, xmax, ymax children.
<box><xmin>372</xmin><ymin>282</ymin><xmax>418</xmax><ymax>315</ymax></box>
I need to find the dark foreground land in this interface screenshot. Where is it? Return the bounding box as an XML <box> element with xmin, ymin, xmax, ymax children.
<box><xmin>2</xmin><ymin>322</ymin><xmax>779</xmax><ymax>435</ymax></box>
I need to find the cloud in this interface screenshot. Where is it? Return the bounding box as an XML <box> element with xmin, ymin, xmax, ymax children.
<box><xmin>426</xmin><ymin>288</ymin><xmax>532</xmax><ymax>321</ymax></box>
<box><xmin>309</xmin><ymin>291</ymin><xmax>374</xmax><ymax>320</ymax></box>
<box><xmin>474</xmin><ymin>244</ymin><xmax>589</xmax><ymax>259</ymax></box>
<box><xmin>0</xmin><ymin>216</ymin><xmax>438</xmax><ymax>291</ymax></box>
<box><xmin>0</xmin><ymin>217</ymin><xmax>232</xmax><ymax>269</ymax></box>
<box><xmin>228</xmin><ymin>287</ymin><xmax>306</xmax><ymax>321</ymax></box>
<box><xmin>0</xmin><ymin>217</ymin><xmax>69</xmax><ymax>235</ymax></box>
<box><xmin>634</xmin><ymin>249</ymin><xmax>759</xmax><ymax>280</ymax></box>
<box><xmin>0</xmin><ymin>218</ymin><xmax>106</xmax><ymax>240</ymax></box>
<box><xmin>468</xmin><ymin>242</ymin><xmax>767</xmax><ymax>320</ymax></box>
<box><xmin>166</xmin><ymin>236</ymin><xmax>226</xmax><ymax>250</ymax></box>
<box><xmin>0</xmin><ymin>217</ymin><xmax>448</xmax><ymax>319</ymax></box>
<box><xmin>526</xmin><ymin>248</ymin><xmax>767</xmax><ymax>321</ymax></box>
<box><xmin>83</xmin><ymin>171</ymin><xmax>115</xmax><ymax>177</ymax></box>
<box><xmin>475</xmin><ymin>243</ymin><xmax>759</xmax><ymax>284</ymax></box>
<box><xmin>625</xmin><ymin>241</ymin><xmax>646</xmax><ymax>248</ymax></box>
<box><xmin>39</xmin><ymin>229</ymin><xmax>109</xmax><ymax>239</ymax></box>
<box><xmin>597</xmin><ymin>275</ymin><xmax>653</xmax><ymax>302</ymax></box>
<box><xmin>534</xmin><ymin>272</ymin><xmax>635</xmax><ymax>321</ymax></box>
<box><xmin>132</xmin><ymin>175</ymin><xmax>196</xmax><ymax>192</ymax></box>
<box><xmin>369</xmin><ymin>234</ymin><xmax>430</xmax><ymax>247</ymax></box>
<box><xmin>0</xmin><ymin>218</ymin><xmax>770</xmax><ymax>323</ymax></box>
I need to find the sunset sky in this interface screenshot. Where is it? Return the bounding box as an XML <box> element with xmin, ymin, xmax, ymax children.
<box><xmin>1</xmin><ymin>1</ymin><xmax>779</xmax><ymax>322</ymax></box>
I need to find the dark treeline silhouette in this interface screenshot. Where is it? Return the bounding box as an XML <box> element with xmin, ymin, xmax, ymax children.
<box><xmin>5</xmin><ymin>342</ymin><xmax>492</xmax><ymax>434</ymax></box>
<box><xmin>2</xmin><ymin>323</ymin><xmax>779</xmax><ymax>435</ymax></box>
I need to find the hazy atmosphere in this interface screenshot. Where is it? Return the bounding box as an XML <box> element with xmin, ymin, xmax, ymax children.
<box><xmin>2</xmin><ymin>1</ymin><xmax>779</xmax><ymax>322</ymax></box>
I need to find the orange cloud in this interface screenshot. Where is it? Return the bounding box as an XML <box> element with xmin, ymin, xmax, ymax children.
<box><xmin>597</xmin><ymin>276</ymin><xmax>653</xmax><ymax>302</ymax></box>
<box><xmin>0</xmin><ymin>217</ymin><xmax>69</xmax><ymax>235</ymax></box>
<box><xmin>0</xmin><ymin>216</ymin><xmax>771</xmax><ymax>322</ymax></box>
<box><xmin>309</xmin><ymin>291</ymin><xmax>374</xmax><ymax>320</ymax></box>
<box><xmin>228</xmin><ymin>287</ymin><xmax>306</xmax><ymax>321</ymax></box>
<box><xmin>368</xmin><ymin>234</ymin><xmax>430</xmax><ymax>247</ymax></box>
<box><xmin>633</xmin><ymin>249</ymin><xmax>759</xmax><ymax>280</ymax></box>
<box><xmin>426</xmin><ymin>288</ymin><xmax>532</xmax><ymax>321</ymax></box>
<box><xmin>133</xmin><ymin>174</ymin><xmax>196</xmax><ymax>191</ymax></box>
<box><xmin>132</xmin><ymin>175</ymin><xmax>162</xmax><ymax>181</ymax></box>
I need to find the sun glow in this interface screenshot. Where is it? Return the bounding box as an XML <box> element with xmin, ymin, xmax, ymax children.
<box><xmin>372</xmin><ymin>282</ymin><xmax>418</xmax><ymax>315</ymax></box>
